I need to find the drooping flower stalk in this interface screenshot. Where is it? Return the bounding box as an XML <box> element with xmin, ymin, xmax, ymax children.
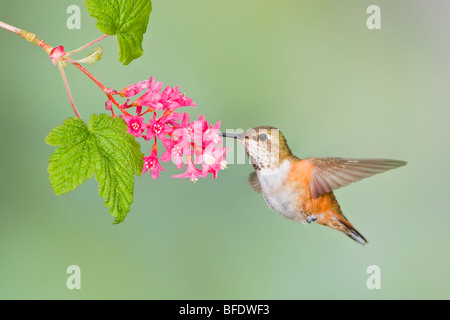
<box><xmin>71</xmin><ymin>62</ymin><xmax>131</xmax><ymax>117</ymax></box>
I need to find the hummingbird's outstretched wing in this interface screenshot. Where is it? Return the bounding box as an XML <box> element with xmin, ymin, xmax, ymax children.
<box><xmin>308</xmin><ymin>158</ymin><xmax>407</xmax><ymax>199</ymax></box>
<box><xmin>249</xmin><ymin>172</ymin><xmax>262</xmax><ymax>193</ymax></box>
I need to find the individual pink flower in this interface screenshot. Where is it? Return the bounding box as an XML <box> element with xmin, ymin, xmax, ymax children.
<box><xmin>172</xmin><ymin>156</ymin><xmax>203</xmax><ymax>182</ymax></box>
<box><xmin>196</xmin><ymin>143</ymin><xmax>229</xmax><ymax>179</ymax></box>
<box><xmin>171</xmin><ymin>113</ymin><xmax>189</xmax><ymax>136</ymax></box>
<box><xmin>172</xmin><ymin>113</ymin><xmax>205</xmax><ymax>145</ymax></box>
<box><xmin>164</xmin><ymin>111</ymin><xmax>183</xmax><ymax>126</ymax></box>
<box><xmin>49</xmin><ymin>46</ymin><xmax>66</xmax><ymax>65</ymax></box>
<box><xmin>133</xmin><ymin>92</ymin><xmax>163</xmax><ymax>110</ymax></box>
<box><xmin>161</xmin><ymin>86</ymin><xmax>181</xmax><ymax>111</ymax></box>
<box><xmin>120</xmin><ymin>114</ymin><xmax>146</xmax><ymax>138</ymax></box>
<box><xmin>203</xmin><ymin>121</ymin><xmax>222</xmax><ymax>145</ymax></box>
<box><xmin>161</xmin><ymin>138</ymin><xmax>187</xmax><ymax>169</ymax></box>
<box><xmin>147</xmin><ymin>76</ymin><xmax>164</xmax><ymax>93</ymax></box>
<box><xmin>119</xmin><ymin>79</ymin><xmax>152</xmax><ymax>97</ymax></box>
<box><xmin>144</xmin><ymin>113</ymin><xmax>172</xmax><ymax>141</ymax></box>
<box><xmin>177</xmin><ymin>93</ymin><xmax>196</xmax><ymax>108</ymax></box>
<box><xmin>161</xmin><ymin>86</ymin><xmax>196</xmax><ymax>112</ymax></box>
<box><xmin>132</xmin><ymin>76</ymin><xmax>164</xmax><ymax>110</ymax></box>
<box><xmin>142</xmin><ymin>147</ymin><xmax>165</xmax><ymax>179</ymax></box>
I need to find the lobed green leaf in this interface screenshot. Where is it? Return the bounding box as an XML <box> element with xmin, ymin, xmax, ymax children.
<box><xmin>46</xmin><ymin>114</ymin><xmax>144</xmax><ymax>224</ymax></box>
<box><xmin>85</xmin><ymin>0</ymin><xmax>152</xmax><ymax>65</ymax></box>
<box><xmin>46</xmin><ymin>117</ymin><xmax>95</xmax><ymax>195</ymax></box>
<box><xmin>89</xmin><ymin>114</ymin><xmax>144</xmax><ymax>223</ymax></box>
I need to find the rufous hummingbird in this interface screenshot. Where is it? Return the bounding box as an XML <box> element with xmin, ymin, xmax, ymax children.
<box><xmin>220</xmin><ymin>126</ymin><xmax>406</xmax><ymax>245</ymax></box>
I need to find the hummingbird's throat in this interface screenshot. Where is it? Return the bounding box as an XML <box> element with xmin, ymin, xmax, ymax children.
<box><xmin>245</xmin><ymin>139</ymin><xmax>281</xmax><ymax>170</ymax></box>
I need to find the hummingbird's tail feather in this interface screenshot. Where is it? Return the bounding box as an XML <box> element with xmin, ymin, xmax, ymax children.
<box><xmin>311</xmin><ymin>193</ymin><xmax>368</xmax><ymax>245</ymax></box>
<box><xmin>315</xmin><ymin>209</ymin><xmax>368</xmax><ymax>245</ymax></box>
<box><xmin>339</xmin><ymin>220</ymin><xmax>368</xmax><ymax>245</ymax></box>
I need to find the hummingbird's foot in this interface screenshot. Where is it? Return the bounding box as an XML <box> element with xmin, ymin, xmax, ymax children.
<box><xmin>306</xmin><ymin>215</ymin><xmax>317</xmax><ymax>223</ymax></box>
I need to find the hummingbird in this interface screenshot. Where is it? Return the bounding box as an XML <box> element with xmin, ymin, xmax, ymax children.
<box><xmin>220</xmin><ymin>126</ymin><xmax>406</xmax><ymax>245</ymax></box>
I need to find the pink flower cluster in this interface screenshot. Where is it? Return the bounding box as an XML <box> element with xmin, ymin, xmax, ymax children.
<box><xmin>107</xmin><ymin>76</ymin><xmax>229</xmax><ymax>182</ymax></box>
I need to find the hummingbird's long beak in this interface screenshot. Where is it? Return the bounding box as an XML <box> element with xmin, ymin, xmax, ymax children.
<box><xmin>219</xmin><ymin>132</ymin><xmax>241</xmax><ymax>140</ymax></box>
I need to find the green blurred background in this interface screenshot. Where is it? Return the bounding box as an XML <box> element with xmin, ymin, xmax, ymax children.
<box><xmin>1</xmin><ymin>0</ymin><xmax>449</xmax><ymax>299</ymax></box>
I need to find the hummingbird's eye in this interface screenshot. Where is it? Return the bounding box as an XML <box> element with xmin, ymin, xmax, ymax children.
<box><xmin>258</xmin><ymin>133</ymin><xmax>267</xmax><ymax>141</ymax></box>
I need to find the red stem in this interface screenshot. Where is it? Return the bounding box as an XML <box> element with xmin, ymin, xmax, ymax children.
<box><xmin>1</xmin><ymin>20</ymin><xmax>123</xmax><ymax>118</ymax></box>
<box><xmin>72</xmin><ymin>62</ymin><xmax>131</xmax><ymax>116</ymax></box>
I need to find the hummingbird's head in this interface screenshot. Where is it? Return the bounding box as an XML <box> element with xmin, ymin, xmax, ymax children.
<box><xmin>220</xmin><ymin>126</ymin><xmax>292</xmax><ymax>170</ymax></box>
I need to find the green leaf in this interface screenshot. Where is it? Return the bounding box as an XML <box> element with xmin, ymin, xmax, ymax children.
<box><xmin>46</xmin><ymin>114</ymin><xmax>144</xmax><ymax>224</ymax></box>
<box><xmin>46</xmin><ymin>117</ymin><xmax>95</xmax><ymax>195</ymax></box>
<box><xmin>85</xmin><ymin>0</ymin><xmax>152</xmax><ymax>65</ymax></box>
<box><xmin>89</xmin><ymin>114</ymin><xmax>144</xmax><ymax>224</ymax></box>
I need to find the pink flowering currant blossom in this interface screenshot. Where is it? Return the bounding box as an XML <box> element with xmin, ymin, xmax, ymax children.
<box><xmin>144</xmin><ymin>112</ymin><xmax>172</xmax><ymax>141</ymax></box>
<box><xmin>172</xmin><ymin>156</ymin><xmax>204</xmax><ymax>182</ymax></box>
<box><xmin>132</xmin><ymin>76</ymin><xmax>164</xmax><ymax>110</ymax></box>
<box><xmin>118</xmin><ymin>79</ymin><xmax>152</xmax><ymax>97</ymax></box>
<box><xmin>203</xmin><ymin>121</ymin><xmax>222</xmax><ymax>145</ymax></box>
<box><xmin>161</xmin><ymin>86</ymin><xmax>196</xmax><ymax>112</ymax></box>
<box><xmin>120</xmin><ymin>114</ymin><xmax>146</xmax><ymax>138</ymax></box>
<box><xmin>172</xmin><ymin>113</ymin><xmax>205</xmax><ymax>145</ymax></box>
<box><xmin>160</xmin><ymin>85</ymin><xmax>181</xmax><ymax>111</ymax></box>
<box><xmin>108</xmin><ymin>75</ymin><xmax>229</xmax><ymax>181</ymax></box>
<box><xmin>142</xmin><ymin>147</ymin><xmax>165</xmax><ymax>179</ymax></box>
<box><xmin>177</xmin><ymin>93</ymin><xmax>195</xmax><ymax>108</ymax></box>
<box><xmin>195</xmin><ymin>143</ymin><xmax>229</xmax><ymax>179</ymax></box>
<box><xmin>49</xmin><ymin>46</ymin><xmax>66</xmax><ymax>65</ymax></box>
<box><xmin>161</xmin><ymin>138</ymin><xmax>188</xmax><ymax>170</ymax></box>
<box><xmin>164</xmin><ymin>111</ymin><xmax>184</xmax><ymax>126</ymax></box>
